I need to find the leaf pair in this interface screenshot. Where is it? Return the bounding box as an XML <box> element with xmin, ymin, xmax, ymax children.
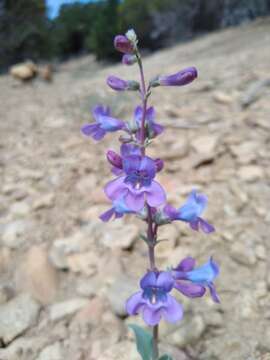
<box><xmin>128</xmin><ymin>324</ymin><xmax>173</xmax><ymax>360</ymax></box>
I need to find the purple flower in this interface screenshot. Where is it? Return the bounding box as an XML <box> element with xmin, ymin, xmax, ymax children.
<box><xmin>164</xmin><ymin>190</ymin><xmax>215</xmax><ymax>233</ymax></box>
<box><xmin>107</xmin><ymin>150</ymin><xmax>123</xmax><ymax>170</ymax></box>
<box><xmin>107</xmin><ymin>76</ymin><xmax>139</xmax><ymax>92</ymax></box>
<box><xmin>104</xmin><ymin>155</ymin><xmax>166</xmax><ymax>211</ymax></box>
<box><xmin>81</xmin><ymin>105</ymin><xmax>125</xmax><ymax>141</ymax></box>
<box><xmin>173</xmin><ymin>257</ymin><xmax>220</xmax><ymax>303</ymax></box>
<box><xmin>107</xmin><ymin>75</ymin><xmax>129</xmax><ymax>91</ymax></box>
<box><xmin>155</xmin><ymin>158</ymin><xmax>164</xmax><ymax>172</ymax></box>
<box><xmin>134</xmin><ymin>106</ymin><xmax>164</xmax><ymax>139</ymax></box>
<box><xmin>122</xmin><ymin>54</ymin><xmax>137</xmax><ymax>66</ymax></box>
<box><xmin>123</xmin><ymin>155</ymin><xmax>156</xmax><ymax>187</ymax></box>
<box><xmin>114</xmin><ymin>35</ymin><xmax>134</xmax><ymax>54</ymax></box>
<box><xmin>100</xmin><ymin>196</ymin><xmax>135</xmax><ymax>222</ymax></box>
<box><xmin>126</xmin><ymin>271</ymin><xmax>183</xmax><ymax>326</ymax></box>
<box><xmin>107</xmin><ymin>144</ymin><xmax>141</xmax><ymax>175</ymax></box>
<box><xmin>158</xmin><ymin>67</ymin><xmax>198</xmax><ymax>86</ymax></box>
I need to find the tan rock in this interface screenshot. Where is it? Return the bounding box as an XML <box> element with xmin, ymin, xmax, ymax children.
<box><xmin>238</xmin><ymin>165</ymin><xmax>264</xmax><ymax>182</ymax></box>
<box><xmin>10</xmin><ymin>61</ymin><xmax>37</xmax><ymax>81</ymax></box>
<box><xmin>15</xmin><ymin>246</ymin><xmax>59</xmax><ymax>305</ymax></box>
<box><xmin>192</xmin><ymin>134</ymin><xmax>219</xmax><ymax>154</ymax></box>
<box><xmin>98</xmin><ymin>340</ymin><xmax>138</xmax><ymax>360</ymax></box>
<box><xmin>38</xmin><ymin>64</ymin><xmax>53</xmax><ymax>82</ymax></box>
<box><xmin>213</xmin><ymin>91</ymin><xmax>234</xmax><ymax>104</ymax></box>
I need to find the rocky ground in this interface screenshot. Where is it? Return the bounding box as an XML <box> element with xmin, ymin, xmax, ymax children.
<box><xmin>0</xmin><ymin>18</ymin><xmax>270</xmax><ymax>360</ymax></box>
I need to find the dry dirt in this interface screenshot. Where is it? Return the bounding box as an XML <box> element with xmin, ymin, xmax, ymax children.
<box><xmin>0</xmin><ymin>18</ymin><xmax>270</xmax><ymax>360</ymax></box>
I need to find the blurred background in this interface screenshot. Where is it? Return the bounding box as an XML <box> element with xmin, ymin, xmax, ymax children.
<box><xmin>0</xmin><ymin>1</ymin><xmax>270</xmax><ymax>360</ymax></box>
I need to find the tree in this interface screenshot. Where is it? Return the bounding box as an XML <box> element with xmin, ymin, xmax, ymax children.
<box><xmin>89</xmin><ymin>0</ymin><xmax>120</xmax><ymax>60</ymax></box>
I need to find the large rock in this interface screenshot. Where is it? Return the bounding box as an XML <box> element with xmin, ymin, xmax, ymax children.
<box><xmin>100</xmin><ymin>221</ymin><xmax>139</xmax><ymax>249</ymax></box>
<box><xmin>10</xmin><ymin>61</ymin><xmax>37</xmax><ymax>81</ymax></box>
<box><xmin>98</xmin><ymin>340</ymin><xmax>138</xmax><ymax>360</ymax></box>
<box><xmin>1</xmin><ymin>220</ymin><xmax>33</xmax><ymax>249</ymax></box>
<box><xmin>0</xmin><ymin>293</ymin><xmax>41</xmax><ymax>344</ymax></box>
<box><xmin>49</xmin><ymin>298</ymin><xmax>89</xmax><ymax>321</ymax></box>
<box><xmin>165</xmin><ymin>315</ymin><xmax>206</xmax><ymax>347</ymax></box>
<box><xmin>15</xmin><ymin>246</ymin><xmax>59</xmax><ymax>305</ymax></box>
<box><xmin>108</xmin><ymin>275</ymin><xmax>138</xmax><ymax>317</ymax></box>
<box><xmin>37</xmin><ymin>342</ymin><xmax>63</xmax><ymax>360</ymax></box>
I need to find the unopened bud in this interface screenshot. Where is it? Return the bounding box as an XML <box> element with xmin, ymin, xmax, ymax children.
<box><xmin>126</xmin><ymin>80</ymin><xmax>140</xmax><ymax>91</ymax></box>
<box><xmin>158</xmin><ymin>67</ymin><xmax>198</xmax><ymax>87</ymax></box>
<box><xmin>114</xmin><ymin>35</ymin><xmax>134</xmax><ymax>54</ymax></box>
<box><xmin>155</xmin><ymin>158</ymin><xmax>164</xmax><ymax>172</ymax></box>
<box><xmin>125</xmin><ymin>29</ymin><xmax>137</xmax><ymax>44</ymax></box>
<box><xmin>107</xmin><ymin>75</ymin><xmax>128</xmax><ymax>91</ymax></box>
<box><xmin>106</xmin><ymin>150</ymin><xmax>123</xmax><ymax>169</ymax></box>
<box><xmin>122</xmin><ymin>54</ymin><xmax>137</xmax><ymax>66</ymax></box>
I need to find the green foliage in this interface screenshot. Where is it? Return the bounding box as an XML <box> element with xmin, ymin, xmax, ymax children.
<box><xmin>88</xmin><ymin>0</ymin><xmax>120</xmax><ymax>60</ymax></box>
<box><xmin>158</xmin><ymin>355</ymin><xmax>173</xmax><ymax>360</ymax></box>
<box><xmin>0</xmin><ymin>0</ymin><xmax>52</xmax><ymax>69</ymax></box>
<box><xmin>51</xmin><ymin>2</ymin><xmax>100</xmax><ymax>57</ymax></box>
<box><xmin>1</xmin><ymin>0</ymin><xmax>269</xmax><ymax>70</ymax></box>
<box><xmin>128</xmin><ymin>324</ymin><xmax>153</xmax><ymax>360</ymax></box>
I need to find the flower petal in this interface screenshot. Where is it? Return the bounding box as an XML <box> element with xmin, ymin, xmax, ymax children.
<box><xmin>126</xmin><ymin>291</ymin><xmax>145</xmax><ymax>315</ymax></box>
<box><xmin>156</xmin><ymin>272</ymin><xmax>174</xmax><ymax>292</ymax></box>
<box><xmin>99</xmin><ymin>207</ymin><xmax>115</xmax><ymax>222</ymax></box>
<box><xmin>186</xmin><ymin>257</ymin><xmax>219</xmax><ymax>284</ymax></box>
<box><xmin>134</xmin><ymin>106</ymin><xmax>143</xmax><ymax>125</ymax></box>
<box><xmin>104</xmin><ymin>176</ymin><xmax>127</xmax><ymax>201</ymax></box>
<box><xmin>125</xmin><ymin>190</ymin><xmax>145</xmax><ymax>211</ymax></box>
<box><xmin>81</xmin><ymin>123</ymin><xmax>99</xmax><ymax>136</ymax></box>
<box><xmin>174</xmin><ymin>280</ymin><xmax>206</xmax><ymax>298</ymax></box>
<box><xmin>142</xmin><ymin>306</ymin><xmax>162</xmax><ymax>326</ymax></box>
<box><xmin>178</xmin><ymin>190</ymin><xmax>207</xmax><ymax>222</ymax></box>
<box><xmin>98</xmin><ymin>115</ymin><xmax>125</xmax><ymax>131</ymax></box>
<box><xmin>92</xmin><ymin>128</ymin><xmax>106</xmax><ymax>141</ymax></box>
<box><xmin>146</xmin><ymin>181</ymin><xmax>166</xmax><ymax>207</ymax></box>
<box><xmin>163</xmin><ymin>204</ymin><xmax>178</xmax><ymax>220</ymax></box>
<box><xmin>208</xmin><ymin>282</ymin><xmax>220</xmax><ymax>303</ymax></box>
<box><xmin>140</xmin><ymin>271</ymin><xmax>157</xmax><ymax>289</ymax></box>
<box><xmin>120</xmin><ymin>144</ymin><xmax>141</xmax><ymax>157</ymax></box>
<box><xmin>175</xmin><ymin>257</ymin><xmax>196</xmax><ymax>272</ymax></box>
<box><xmin>162</xmin><ymin>295</ymin><xmax>183</xmax><ymax>323</ymax></box>
<box><xmin>92</xmin><ymin>105</ymin><xmax>110</xmax><ymax>119</ymax></box>
<box><xmin>146</xmin><ymin>106</ymin><xmax>155</xmax><ymax>122</ymax></box>
<box><xmin>198</xmin><ymin>218</ymin><xmax>215</xmax><ymax>233</ymax></box>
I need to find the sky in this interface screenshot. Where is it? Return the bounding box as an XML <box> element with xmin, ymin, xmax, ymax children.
<box><xmin>46</xmin><ymin>0</ymin><xmax>91</xmax><ymax>18</ymax></box>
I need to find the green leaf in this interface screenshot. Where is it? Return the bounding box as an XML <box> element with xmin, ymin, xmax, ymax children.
<box><xmin>128</xmin><ymin>324</ymin><xmax>153</xmax><ymax>360</ymax></box>
<box><xmin>158</xmin><ymin>355</ymin><xmax>173</xmax><ymax>360</ymax></box>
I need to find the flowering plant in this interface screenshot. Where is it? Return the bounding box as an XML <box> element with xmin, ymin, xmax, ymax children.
<box><xmin>82</xmin><ymin>29</ymin><xmax>220</xmax><ymax>360</ymax></box>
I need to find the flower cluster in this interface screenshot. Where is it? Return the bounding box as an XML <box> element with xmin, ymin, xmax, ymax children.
<box><xmin>81</xmin><ymin>28</ymin><xmax>220</xmax><ymax>357</ymax></box>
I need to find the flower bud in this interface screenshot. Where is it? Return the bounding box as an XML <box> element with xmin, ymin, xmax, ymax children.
<box><xmin>153</xmin><ymin>209</ymin><xmax>172</xmax><ymax>225</ymax></box>
<box><xmin>126</xmin><ymin>80</ymin><xmax>140</xmax><ymax>91</ymax></box>
<box><xmin>158</xmin><ymin>67</ymin><xmax>198</xmax><ymax>86</ymax></box>
<box><xmin>122</xmin><ymin>54</ymin><xmax>137</xmax><ymax>66</ymax></box>
<box><xmin>107</xmin><ymin>76</ymin><xmax>140</xmax><ymax>92</ymax></box>
<box><xmin>114</xmin><ymin>35</ymin><xmax>134</xmax><ymax>54</ymax></box>
<box><xmin>107</xmin><ymin>150</ymin><xmax>123</xmax><ymax>169</ymax></box>
<box><xmin>107</xmin><ymin>75</ymin><xmax>128</xmax><ymax>91</ymax></box>
<box><xmin>155</xmin><ymin>158</ymin><xmax>164</xmax><ymax>172</ymax></box>
<box><xmin>125</xmin><ymin>29</ymin><xmax>137</xmax><ymax>44</ymax></box>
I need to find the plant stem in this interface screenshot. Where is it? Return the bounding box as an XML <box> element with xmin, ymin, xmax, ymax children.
<box><xmin>153</xmin><ymin>325</ymin><xmax>159</xmax><ymax>359</ymax></box>
<box><xmin>136</xmin><ymin>51</ymin><xmax>159</xmax><ymax>360</ymax></box>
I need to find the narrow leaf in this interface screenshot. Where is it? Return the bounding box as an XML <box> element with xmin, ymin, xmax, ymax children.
<box><xmin>128</xmin><ymin>324</ymin><xmax>153</xmax><ymax>360</ymax></box>
<box><xmin>158</xmin><ymin>355</ymin><xmax>173</xmax><ymax>360</ymax></box>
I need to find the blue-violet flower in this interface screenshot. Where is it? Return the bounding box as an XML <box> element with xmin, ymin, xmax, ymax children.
<box><xmin>173</xmin><ymin>257</ymin><xmax>220</xmax><ymax>303</ymax></box>
<box><xmin>126</xmin><ymin>271</ymin><xmax>183</xmax><ymax>326</ymax></box>
<box><xmin>158</xmin><ymin>67</ymin><xmax>198</xmax><ymax>87</ymax></box>
<box><xmin>81</xmin><ymin>105</ymin><xmax>125</xmax><ymax>141</ymax></box>
<box><xmin>164</xmin><ymin>190</ymin><xmax>215</xmax><ymax>233</ymax></box>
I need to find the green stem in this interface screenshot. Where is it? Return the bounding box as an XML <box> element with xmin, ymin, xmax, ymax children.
<box><xmin>136</xmin><ymin>50</ymin><xmax>159</xmax><ymax>360</ymax></box>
